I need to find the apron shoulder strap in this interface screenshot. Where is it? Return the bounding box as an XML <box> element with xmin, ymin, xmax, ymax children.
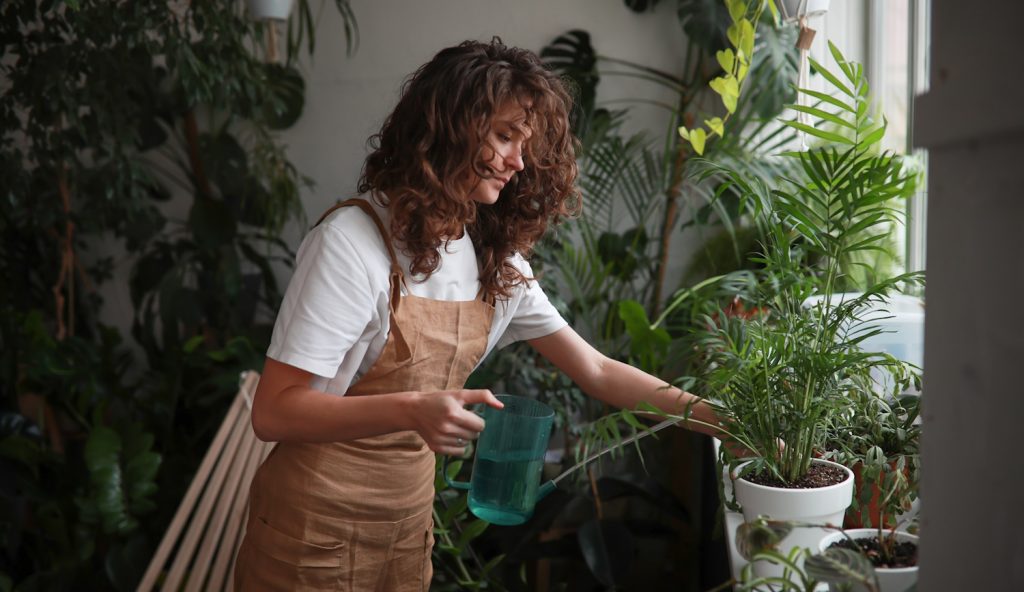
<box><xmin>315</xmin><ymin>198</ymin><xmax>406</xmax><ymax>310</ymax></box>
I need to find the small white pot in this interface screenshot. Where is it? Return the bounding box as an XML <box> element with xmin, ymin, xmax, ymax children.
<box><xmin>733</xmin><ymin>458</ymin><xmax>854</xmax><ymax>579</ymax></box>
<box><xmin>247</xmin><ymin>0</ymin><xmax>294</xmax><ymax>21</ymax></box>
<box><xmin>781</xmin><ymin>0</ymin><xmax>831</xmax><ymax>20</ymax></box>
<box><xmin>818</xmin><ymin>529</ymin><xmax>919</xmax><ymax>592</ymax></box>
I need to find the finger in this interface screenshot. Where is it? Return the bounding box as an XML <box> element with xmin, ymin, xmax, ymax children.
<box><xmin>437</xmin><ymin>442</ymin><xmax>469</xmax><ymax>457</ymax></box>
<box><xmin>453</xmin><ymin>410</ymin><xmax>486</xmax><ymax>434</ymax></box>
<box><xmin>458</xmin><ymin>389</ymin><xmax>504</xmax><ymax>409</ymax></box>
<box><xmin>447</xmin><ymin>429</ymin><xmax>478</xmax><ymax>443</ymax></box>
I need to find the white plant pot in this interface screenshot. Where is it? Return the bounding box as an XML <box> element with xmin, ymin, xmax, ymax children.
<box><xmin>733</xmin><ymin>458</ymin><xmax>853</xmax><ymax>579</ymax></box>
<box><xmin>247</xmin><ymin>0</ymin><xmax>294</xmax><ymax>21</ymax></box>
<box><xmin>781</xmin><ymin>0</ymin><xmax>831</xmax><ymax>20</ymax></box>
<box><xmin>818</xmin><ymin>529</ymin><xmax>919</xmax><ymax>592</ymax></box>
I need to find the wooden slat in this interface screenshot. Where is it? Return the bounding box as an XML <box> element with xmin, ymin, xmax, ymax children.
<box><xmin>162</xmin><ymin>394</ymin><xmax>252</xmax><ymax>592</ymax></box>
<box><xmin>137</xmin><ymin>387</ymin><xmax>247</xmax><ymax>592</ymax></box>
<box><xmin>207</xmin><ymin>436</ymin><xmax>273</xmax><ymax>590</ymax></box>
<box><xmin>185</xmin><ymin>413</ymin><xmax>263</xmax><ymax>591</ymax></box>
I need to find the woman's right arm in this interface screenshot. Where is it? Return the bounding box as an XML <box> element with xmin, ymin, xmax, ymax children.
<box><xmin>250</xmin><ymin>357</ymin><xmax>503</xmax><ymax>455</ymax></box>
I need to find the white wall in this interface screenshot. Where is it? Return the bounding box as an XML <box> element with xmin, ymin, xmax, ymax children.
<box><xmin>279</xmin><ymin>0</ymin><xmax>689</xmax><ymax>243</ymax></box>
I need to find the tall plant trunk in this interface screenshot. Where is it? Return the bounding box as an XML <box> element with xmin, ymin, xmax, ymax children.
<box><xmin>651</xmin><ymin>113</ymin><xmax>694</xmax><ymax>316</ymax></box>
<box><xmin>183</xmin><ymin>109</ymin><xmax>213</xmax><ymax>198</ymax></box>
<box><xmin>54</xmin><ymin>166</ymin><xmax>75</xmax><ymax>341</ymax></box>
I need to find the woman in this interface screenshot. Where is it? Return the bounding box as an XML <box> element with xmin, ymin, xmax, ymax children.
<box><xmin>234</xmin><ymin>38</ymin><xmax>727</xmax><ymax>591</ymax></box>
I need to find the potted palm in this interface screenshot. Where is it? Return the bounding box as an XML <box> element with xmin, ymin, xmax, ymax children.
<box><xmin>658</xmin><ymin>41</ymin><xmax>922</xmax><ymax>576</ymax></box>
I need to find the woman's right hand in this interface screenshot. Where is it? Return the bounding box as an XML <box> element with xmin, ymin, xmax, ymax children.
<box><xmin>407</xmin><ymin>389</ymin><xmax>504</xmax><ymax>456</ymax></box>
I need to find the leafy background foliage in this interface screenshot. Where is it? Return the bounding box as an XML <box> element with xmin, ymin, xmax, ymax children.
<box><xmin>0</xmin><ymin>1</ymin><xmax>355</xmax><ymax>588</ymax></box>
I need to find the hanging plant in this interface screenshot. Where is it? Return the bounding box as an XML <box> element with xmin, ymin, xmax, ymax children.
<box><xmin>678</xmin><ymin>0</ymin><xmax>780</xmax><ymax>154</ymax></box>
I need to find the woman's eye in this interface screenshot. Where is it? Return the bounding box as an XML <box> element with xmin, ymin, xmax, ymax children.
<box><xmin>498</xmin><ymin>134</ymin><xmax>512</xmax><ymax>142</ymax></box>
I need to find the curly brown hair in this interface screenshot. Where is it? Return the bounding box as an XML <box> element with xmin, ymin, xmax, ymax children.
<box><xmin>358</xmin><ymin>38</ymin><xmax>580</xmax><ymax>301</ymax></box>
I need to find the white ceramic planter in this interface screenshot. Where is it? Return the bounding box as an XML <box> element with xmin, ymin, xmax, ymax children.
<box><xmin>818</xmin><ymin>529</ymin><xmax>919</xmax><ymax>592</ymax></box>
<box><xmin>781</xmin><ymin>0</ymin><xmax>831</xmax><ymax>20</ymax></box>
<box><xmin>733</xmin><ymin>458</ymin><xmax>854</xmax><ymax>579</ymax></box>
<box><xmin>247</xmin><ymin>0</ymin><xmax>294</xmax><ymax>21</ymax></box>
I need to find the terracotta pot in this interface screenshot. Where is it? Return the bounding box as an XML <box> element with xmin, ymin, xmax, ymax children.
<box><xmin>844</xmin><ymin>460</ymin><xmax>911</xmax><ymax>529</ymax></box>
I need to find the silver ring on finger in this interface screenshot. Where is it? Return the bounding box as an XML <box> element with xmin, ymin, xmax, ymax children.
<box><xmin>456</xmin><ymin>437</ymin><xmax>465</xmax><ymax>446</ymax></box>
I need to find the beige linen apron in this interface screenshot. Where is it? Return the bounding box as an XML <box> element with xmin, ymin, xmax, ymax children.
<box><xmin>234</xmin><ymin>198</ymin><xmax>495</xmax><ymax>591</ymax></box>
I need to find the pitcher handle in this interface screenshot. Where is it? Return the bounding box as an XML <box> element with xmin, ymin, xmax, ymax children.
<box><xmin>442</xmin><ymin>455</ymin><xmax>471</xmax><ymax>490</ymax></box>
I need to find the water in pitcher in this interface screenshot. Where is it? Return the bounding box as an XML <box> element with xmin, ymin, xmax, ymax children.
<box><xmin>468</xmin><ymin>450</ymin><xmax>545</xmax><ymax>525</ymax></box>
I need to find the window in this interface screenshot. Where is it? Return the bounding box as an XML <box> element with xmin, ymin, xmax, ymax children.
<box><xmin>869</xmin><ymin>0</ymin><xmax>931</xmax><ymax>275</ymax></box>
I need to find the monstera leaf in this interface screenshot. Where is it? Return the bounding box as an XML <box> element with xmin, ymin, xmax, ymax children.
<box><xmin>260</xmin><ymin>64</ymin><xmax>305</xmax><ymax>130</ymax></box>
<box><xmin>540</xmin><ymin>30</ymin><xmax>599</xmax><ymax>137</ymax></box>
<box><xmin>677</xmin><ymin>0</ymin><xmax>732</xmax><ymax>53</ymax></box>
<box><xmin>623</xmin><ymin>0</ymin><xmax>662</xmax><ymax>12</ymax></box>
<box><xmin>577</xmin><ymin>518</ymin><xmax>634</xmax><ymax>587</ymax></box>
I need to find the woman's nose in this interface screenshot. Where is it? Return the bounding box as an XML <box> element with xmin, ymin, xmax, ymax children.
<box><xmin>505</xmin><ymin>146</ymin><xmax>525</xmax><ymax>172</ymax></box>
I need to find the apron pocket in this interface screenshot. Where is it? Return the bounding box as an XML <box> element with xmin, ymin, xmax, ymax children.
<box><xmin>248</xmin><ymin>516</ymin><xmax>344</xmax><ymax>567</ymax></box>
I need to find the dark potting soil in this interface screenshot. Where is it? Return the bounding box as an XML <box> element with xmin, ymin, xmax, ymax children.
<box><xmin>744</xmin><ymin>463</ymin><xmax>847</xmax><ymax>489</ymax></box>
<box><xmin>828</xmin><ymin>536</ymin><xmax>918</xmax><ymax>569</ymax></box>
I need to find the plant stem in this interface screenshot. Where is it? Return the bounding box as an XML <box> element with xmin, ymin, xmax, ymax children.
<box><xmin>183</xmin><ymin>109</ymin><xmax>213</xmax><ymax>198</ymax></box>
<box><xmin>651</xmin><ymin>114</ymin><xmax>691</xmax><ymax>316</ymax></box>
<box><xmin>432</xmin><ymin>506</ymin><xmax>475</xmax><ymax>584</ymax></box>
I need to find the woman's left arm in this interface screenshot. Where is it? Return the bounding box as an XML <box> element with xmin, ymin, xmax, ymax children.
<box><xmin>528</xmin><ymin>326</ymin><xmax>724</xmax><ymax>438</ymax></box>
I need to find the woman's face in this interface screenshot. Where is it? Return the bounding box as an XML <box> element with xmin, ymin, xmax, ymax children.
<box><xmin>466</xmin><ymin>102</ymin><xmax>532</xmax><ymax>205</ymax></box>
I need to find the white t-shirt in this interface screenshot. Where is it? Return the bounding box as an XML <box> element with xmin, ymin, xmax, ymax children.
<box><xmin>267</xmin><ymin>199</ymin><xmax>568</xmax><ymax>395</ymax></box>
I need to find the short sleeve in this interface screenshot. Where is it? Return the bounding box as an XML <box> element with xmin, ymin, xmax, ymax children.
<box><xmin>267</xmin><ymin>225</ymin><xmax>377</xmax><ymax>378</ymax></box>
<box><xmin>495</xmin><ymin>257</ymin><xmax>568</xmax><ymax>349</ymax></box>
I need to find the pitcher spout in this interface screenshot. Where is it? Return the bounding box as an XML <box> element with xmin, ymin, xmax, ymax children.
<box><xmin>537</xmin><ymin>480</ymin><xmax>557</xmax><ymax>501</ymax></box>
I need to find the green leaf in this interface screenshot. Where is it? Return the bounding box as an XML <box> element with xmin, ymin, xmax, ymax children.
<box><xmin>859</xmin><ymin>118</ymin><xmax>888</xmax><ymax>149</ymax></box>
<box><xmin>727</xmin><ymin>21</ymin><xmax>740</xmax><ymax>48</ymax></box>
<box><xmin>82</xmin><ymin>426</ymin><xmax>135</xmax><ymax>534</ymax></box>
<box><xmin>183</xmin><ymin>335</ymin><xmax>205</xmax><ymax>353</ymax></box>
<box><xmin>828</xmin><ymin>40</ymin><xmax>856</xmax><ymax>83</ymax></box>
<box><xmin>726</xmin><ymin>0</ymin><xmax>747</xmax><ymax>22</ymax></box>
<box><xmin>735</xmin><ymin>519</ymin><xmax>792</xmax><ymax>561</ymax></box>
<box><xmin>456</xmin><ymin>519</ymin><xmax>488</xmax><ymax>550</ymax></box>
<box><xmin>805</xmin><ymin>547</ymin><xmax>877</xmax><ymax>586</ymax></box>
<box><xmin>786</xmin><ymin>104</ymin><xmax>855</xmax><ymax>129</ymax></box>
<box><xmin>783</xmin><ymin>121</ymin><xmax>855</xmax><ymax>145</ymax></box>
<box><xmin>797</xmin><ymin>87</ymin><xmax>855</xmax><ymax>113</ymax></box>
<box><xmin>481</xmin><ymin>553</ymin><xmax>505</xmax><ymax>576</ymax></box>
<box><xmin>690</xmin><ymin>127</ymin><xmax>707</xmax><ymax>154</ymax></box>
<box><xmin>260</xmin><ymin>64</ymin><xmax>305</xmax><ymax>130</ymax></box>
<box><xmin>716</xmin><ymin>48</ymin><xmax>736</xmax><ymax>73</ymax></box>
<box><xmin>678</xmin><ymin>125</ymin><xmax>690</xmax><ymax>140</ymax></box>
<box><xmin>809</xmin><ymin>56</ymin><xmax>854</xmax><ymax>98</ymax></box>
<box><xmin>738</xmin><ymin>19</ymin><xmax>755</xmax><ymax>58</ymax></box>
<box><xmin>710</xmin><ymin>74</ymin><xmax>740</xmax><ymax>99</ymax></box>
<box><xmin>705</xmin><ymin>117</ymin><xmax>725</xmax><ymax>137</ymax></box>
<box><xmin>618</xmin><ymin>300</ymin><xmax>670</xmax><ymax>370</ymax></box>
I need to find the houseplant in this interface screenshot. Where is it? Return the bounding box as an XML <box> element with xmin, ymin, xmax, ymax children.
<box><xmin>824</xmin><ymin>366</ymin><xmax>921</xmax><ymax>529</ymax></box>
<box><xmin>720</xmin><ymin>516</ymin><xmax>891</xmax><ymax>592</ymax></box>
<box><xmin>817</xmin><ymin>370</ymin><xmax>922</xmax><ymax>591</ymax></box>
<box><xmin>648</xmin><ymin>40</ymin><xmax>924</xmax><ymax>575</ymax></box>
<box><xmin>818</xmin><ymin>527</ymin><xmax>918</xmax><ymax>592</ymax></box>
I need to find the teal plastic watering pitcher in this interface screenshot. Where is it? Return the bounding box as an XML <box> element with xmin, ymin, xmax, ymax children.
<box><xmin>444</xmin><ymin>394</ymin><xmax>557</xmax><ymax>525</ymax></box>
